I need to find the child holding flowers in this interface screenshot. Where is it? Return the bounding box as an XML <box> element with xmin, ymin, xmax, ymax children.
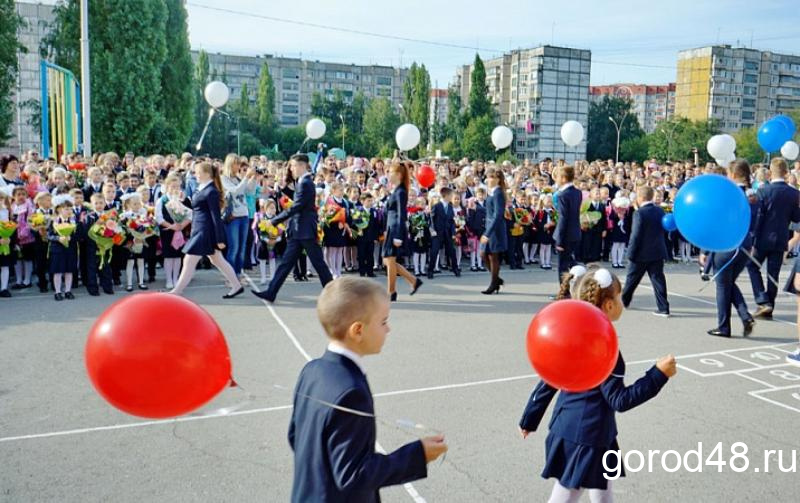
<box><xmin>85</xmin><ymin>194</ymin><xmax>121</xmax><ymax>295</ymax></box>
<box><xmin>11</xmin><ymin>186</ymin><xmax>35</xmax><ymax>290</ymax></box>
<box><xmin>120</xmin><ymin>193</ymin><xmax>156</xmax><ymax>292</ymax></box>
<box><xmin>409</xmin><ymin>196</ymin><xmax>431</xmax><ymax>276</ymax></box>
<box><xmin>321</xmin><ymin>182</ymin><xmax>349</xmax><ymax>279</ymax></box>
<box><xmin>0</xmin><ymin>187</ymin><xmax>17</xmax><ymax>297</ymax></box>
<box><xmin>30</xmin><ymin>192</ymin><xmax>52</xmax><ymax>292</ymax></box>
<box><xmin>155</xmin><ymin>175</ymin><xmax>192</xmax><ymax>290</ymax></box>
<box><xmin>47</xmin><ymin>194</ymin><xmax>78</xmax><ymax>300</ymax></box>
<box><xmin>253</xmin><ymin>198</ymin><xmax>285</xmax><ymax>285</ymax></box>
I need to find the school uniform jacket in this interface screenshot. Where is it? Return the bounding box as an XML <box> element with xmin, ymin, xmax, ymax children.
<box><xmin>753</xmin><ymin>180</ymin><xmax>800</xmax><ymax>252</ymax></box>
<box><xmin>554</xmin><ymin>185</ymin><xmax>582</xmax><ymax>247</ymax></box>
<box><xmin>431</xmin><ymin>202</ymin><xmax>456</xmax><ymax>239</ymax></box>
<box><xmin>483</xmin><ymin>187</ymin><xmax>507</xmax><ymax>252</ymax></box>
<box><xmin>519</xmin><ymin>352</ymin><xmax>668</xmax><ymax>447</ymax></box>
<box><xmin>289</xmin><ymin>351</ymin><xmax>427</xmax><ymax>502</ymax></box>
<box><xmin>627</xmin><ymin>203</ymin><xmax>668</xmax><ymax>263</ymax></box>
<box><xmin>272</xmin><ymin>173</ymin><xmax>319</xmax><ymax>241</ymax></box>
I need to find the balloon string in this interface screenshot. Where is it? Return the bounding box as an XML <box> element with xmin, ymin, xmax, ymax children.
<box><xmin>740</xmin><ymin>247</ymin><xmax>791</xmax><ymax>297</ymax></box>
<box><xmin>697</xmin><ymin>248</ymin><xmax>739</xmax><ymax>293</ymax></box>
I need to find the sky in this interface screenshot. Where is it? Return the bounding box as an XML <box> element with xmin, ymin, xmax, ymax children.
<box><xmin>38</xmin><ymin>0</ymin><xmax>800</xmax><ymax>88</ymax></box>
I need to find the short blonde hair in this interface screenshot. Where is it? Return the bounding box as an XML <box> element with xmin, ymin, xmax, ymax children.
<box><xmin>317</xmin><ymin>277</ymin><xmax>387</xmax><ymax>340</ymax></box>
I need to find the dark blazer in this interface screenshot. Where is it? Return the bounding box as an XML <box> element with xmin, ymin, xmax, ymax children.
<box><xmin>466</xmin><ymin>202</ymin><xmax>486</xmax><ymax>237</ymax></box>
<box><xmin>183</xmin><ymin>182</ymin><xmax>226</xmax><ymax>256</ymax></box>
<box><xmin>272</xmin><ymin>173</ymin><xmax>319</xmax><ymax>241</ymax></box>
<box><xmin>554</xmin><ymin>185</ymin><xmax>582</xmax><ymax>246</ymax></box>
<box><xmin>519</xmin><ymin>352</ymin><xmax>668</xmax><ymax>447</ymax></box>
<box><xmin>289</xmin><ymin>351</ymin><xmax>427</xmax><ymax>502</ymax></box>
<box><xmin>483</xmin><ymin>187</ymin><xmax>507</xmax><ymax>252</ymax></box>
<box><xmin>753</xmin><ymin>180</ymin><xmax>800</xmax><ymax>252</ymax></box>
<box><xmin>627</xmin><ymin>202</ymin><xmax>668</xmax><ymax>262</ymax></box>
<box><xmin>431</xmin><ymin>202</ymin><xmax>456</xmax><ymax>238</ymax></box>
<box><xmin>83</xmin><ymin>183</ymin><xmax>104</xmax><ymax>201</ymax></box>
<box><xmin>384</xmin><ymin>185</ymin><xmax>409</xmax><ymax>245</ymax></box>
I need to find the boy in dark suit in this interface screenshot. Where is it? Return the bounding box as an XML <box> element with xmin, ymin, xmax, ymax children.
<box><xmin>579</xmin><ymin>187</ymin><xmax>607</xmax><ymax>263</ymax></box>
<box><xmin>289</xmin><ymin>277</ymin><xmax>446</xmax><ymax>502</ymax></box>
<box><xmin>621</xmin><ymin>185</ymin><xmax>670</xmax><ymax>316</ymax></box>
<box><xmin>429</xmin><ymin>187</ymin><xmax>460</xmax><ymax>278</ymax></box>
<box><xmin>356</xmin><ymin>193</ymin><xmax>379</xmax><ymax>277</ymax></box>
<box><xmin>747</xmin><ymin>158</ymin><xmax>800</xmax><ymax>319</ymax></box>
<box><xmin>85</xmin><ymin>194</ymin><xmax>114</xmax><ymax>296</ymax></box>
<box><xmin>553</xmin><ymin>166</ymin><xmax>582</xmax><ymax>292</ymax></box>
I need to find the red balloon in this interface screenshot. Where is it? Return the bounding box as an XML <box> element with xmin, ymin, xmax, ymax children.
<box><xmin>85</xmin><ymin>293</ymin><xmax>232</xmax><ymax>418</ymax></box>
<box><xmin>526</xmin><ymin>300</ymin><xmax>618</xmax><ymax>392</ymax></box>
<box><xmin>416</xmin><ymin>165</ymin><xmax>435</xmax><ymax>188</ymax></box>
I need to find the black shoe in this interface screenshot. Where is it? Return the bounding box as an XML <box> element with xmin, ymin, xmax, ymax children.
<box><xmin>367</xmin><ymin>272</ymin><xmax>376</xmax><ymax>278</ymax></box>
<box><xmin>22</xmin><ymin>283</ymin><xmax>32</xmax><ymax>289</ymax></box>
<box><xmin>125</xmin><ymin>286</ymin><xmax>134</xmax><ymax>292</ymax></box>
<box><xmin>88</xmin><ymin>290</ymin><xmax>100</xmax><ymax>296</ymax></box>
<box><xmin>427</xmin><ymin>273</ymin><xmax>434</xmax><ymax>279</ymax></box>
<box><xmin>103</xmin><ymin>288</ymin><xmax>114</xmax><ymax>295</ymax></box>
<box><xmin>147</xmin><ymin>277</ymin><xmax>156</xmax><ymax>283</ymax></box>
<box><xmin>410</xmin><ymin>278</ymin><xmax>423</xmax><ymax>296</ymax></box>
<box><xmin>743</xmin><ymin>319</ymin><xmax>755</xmax><ymax>337</ymax></box>
<box><xmin>113</xmin><ymin>279</ymin><xmax>121</xmax><ymax>286</ymax></box>
<box><xmin>498</xmin><ymin>278</ymin><xmax>505</xmax><ymax>287</ymax></box>
<box><xmin>11</xmin><ymin>283</ymin><xmax>25</xmax><ymax>290</ymax></box>
<box><xmin>707</xmin><ymin>329</ymin><xmax>731</xmax><ymax>338</ymax></box>
<box><xmin>0</xmin><ymin>290</ymin><xmax>11</xmax><ymax>298</ymax></box>
<box><xmin>454</xmin><ymin>270</ymin><xmax>461</xmax><ymax>277</ymax></box>
<box><xmin>390</xmin><ymin>291</ymin><xmax>398</xmax><ymax>302</ymax></box>
<box><xmin>223</xmin><ymin>287</ymin><xmax>244</xmax><ymax>299</ymax></box>
<box><xmin>54</xmin><ymin>293</ymin><xmax>64</xmax><ymax>301</ymax></box>
<box><xmin>470</xmin><ymin>266</ymin><xmax>478</xmax><ymax>272</ymax></box>
<box><xmin>652</xmin><ymin>310</ymin><xmax>670</xmax><ymax>318</ymax></box>
<box><xmin>481</xmin><ymin>284</ymin><xmax>499</xmax><ymax>295</ymax></box>
<box><xmin>251</xmin><ymin>289</ymin><xmax>275</xmax><ymax>303</ymax></box>
<box><xmin>39</xmin><ymin>285</ymin><xmax>48</xmax><ymax>293</ymax></box>
<box><xmin>65</xmin><ymin>291</ymin><xmax>75</xmax><ymax>300</ymax></box>
<box><xmin>138</xmin><ymin>283</ymin><xmax>148</xmax><ymax>290</ymax></box>
<box><xmin>478</xmin><ymin>266</ymin><xmax>487</xmax><ymax>272</ymax></box>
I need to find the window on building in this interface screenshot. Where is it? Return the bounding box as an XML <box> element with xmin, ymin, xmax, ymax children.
<box><xmin>744</xmin><ymin>74</ymin><xmax>758</xmax><ymax>84</ymax></box>
<box><xmin>282</xmin><ymin>104</ymin><xmax>299</xmax><ymax>114</ymax></box>
<box><xmin>376</xmin><ymin>88</ymin><xmax>391</xmax><ymax>97</ymax></box>
<box><xmin>282</xmin><ymin>81</ymin><xmax>299</xmax><ymax>91</ymax></box>
<box><xmin>376</xmin><ymin>76</ymin><xmax>392</xmax><ymax>86</ymax></box>
<box><xmin>742</xmin><ymin>111</ymin><xmax>755</xmax><ymax>120</ymax></box>
<box><xmin>743</xmin><ymin>98</ymin><xmax>756</xmax><ymax>107</ymax></box>
<box><xmin>282</xmin><ymin>68</ymin><xmax>300</xmax><ymax>79</ymax></box>
<box><xmin>282</xmin><ymin>93</ymin><xmax>299</xmax><ymax>102</ymax></box>
<box><xmin>743</xmin><ymin>86</ymin><xmax>757</xmax><ymax>96</ymax></box>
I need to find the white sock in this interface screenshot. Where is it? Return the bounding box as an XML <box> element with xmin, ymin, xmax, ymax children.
<box><xmin>53</xmin><ymin>273</ymin><xmax>62</xmax><ymax>294</ymax></box>
<box><xmin>0</xmin><ymin>267</ymin><xmax>8</xmax><ymax>290</ymax></box>
<box><xmin>269</xmin><ymin>257</ymin><xmax>276</xmax><ymax>279</ymax></box>
<box><xmin>64</xmin><ymin>273</ymin><xmax>72</xmax><ymax>293</ymax></box>
<box><xmin>14</xmin><ymin>263</ymin><xmax>22</xmax><ymax>285</ymax></box>
<box><xmin>126</xmin><ymin>260</ymin><xmax>134</xmax><ymax>287</ymax></box>
<box><xmin>23</xmin><ymin>260</ymin><xmax>33</xmax><ymax>284</ymax></box>
<box><xmin>164</xmin><ymin>259</ymin><xmax>174</xmax><ymax>288</ymax></box>
<box><xmin>413</xmin><ymin>253</ymin><xmax>420</xmax><ymax>274</ymax></box>
<box><xmin>456</xmin><ymin>247</ymin><xmax>462</xmax><ymax>268</ymax></box>
<box><xmin>259</xmin><ymin>260</ymin><xmax>268</xmax><ymax>283</ymax></box>
<box><xmin>137</xmin><ymin>259</ymin><xmax>145</xmax><ymax>286</ymax></box>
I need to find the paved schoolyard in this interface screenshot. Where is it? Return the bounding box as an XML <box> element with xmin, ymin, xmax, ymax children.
<box><xmin>1</xmin><ymin>262</ymin><xmax>799</xmax><ymax>502</ymax></box>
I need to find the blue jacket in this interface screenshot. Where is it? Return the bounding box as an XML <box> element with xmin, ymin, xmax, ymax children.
<box><xmin>753</xmin><ymin>180</ymin><xmax>800</xmax><ymax>252</ymax></box>
<box><xmin>483</xmin><ymin>187</ymin><xmax>507</xmax><ymax>252</ymax></box>
<box><xmin>627</xmin><ymin>203</ymin><xmax>668</xmax><ymax>262</ymax></box>
<box><xmin>519</xmin><ymin>352</ymin><xmax>668</xmax><ymax>447</ymax></box>
<box><xmin>289</xmin><ymin>351</ymin><xmax>427</xmax><ymax>502</ymax></box>
<box><xmin>272</xmin><ymin>173</ymin><xmax>319</xmax><ymax>241</ymax></box>
<box><xmin>384</xmin><ymin>186</ymin><xmax>409</xmax><ymax>245</ymax></box>
<box><xmin>431</xmin><ymin>201</ymin><xmax>456</xmax><ymax>238</ymax></box>
<box><xmin>191</xmin><ymin>182</ymin><xmax>227</xmax><ymax>247</ymax></box>
<box><xmin>554</xmin><ymin>185</ymin><xmax>582</xmax><ymax>246</ymax></box>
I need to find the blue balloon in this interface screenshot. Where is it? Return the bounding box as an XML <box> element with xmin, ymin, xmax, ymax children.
<box><xmin>758</xmin><ymin>120</ymin><xmax>789</xmax><ymax>152</ymax></box>
<box><xmin>673</xmin><ymin>174</ymin><xmax>750</xmax><ymax>252</ymax></box>
<box><xmin>661</xmin><ymin>213</ymin><xmax>677</xmax><ymax>232</ymax></box>
<box><xmin>773</xmin><ymin>114</ymin><xmax>796</xmax><ymax>140</ymax></box>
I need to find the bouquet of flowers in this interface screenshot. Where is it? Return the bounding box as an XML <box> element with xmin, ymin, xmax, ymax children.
<box><xmin>257</xmin><ymin>218</ymin><xmax>286</xmax><ymax>251</ymax></box>
<box><xmin>0</xmin><ymin>221</ymin><xmax>17</xmax><ymax>255</ymax></box>
<box><xmin>321</xmin><ymin>200</ymin><xmax>346</xmax><ymax>228</ymax></box>
<box><xmin>511</xmin><ymin>207</ymin><xmax>531</xmax><ymax>237</ymax></box>
<box><xmin>349</xmin><ymin>207</ymin><xmax>370</xmax><ymax>238</ymax></box>
<box><xmin>68</xmin><ymin>163</ymin><xmax>86</xmax><ymax>188</ymax></box>
<box><xmin>166</xmin><ymin>198</ymin><xmax>191</xmax><ymax>250</ymax></box>
<box><xmin>579</xmin><ymin>200</ymin><xmax>603</xmax><ymax>231</ymax></box>
<box><xmin>454</xmin><ymin>213</ymin><xmax>467</xmax><ymax>243</ymax></box>
<box><xmin>660</xmin><ymin>202</ymin><xmax>673</xmax><ymax>214</ymax></box>
<box><xmin>88</xmin><ymin>211</ymin><xmax>126</xmax><ymax>268</ymax></box>
<box><xmin>409</xmin><ymin>211</ymin><xmax>429</xmax><ymax>247</ymax></box>
<box><xmin>53</xmin><ymin>221</ymin><xmax>77</xmax><ymax>247</ymax></box>
<box><xmin>279</xmin><ymin>195</ymin><xmax>293</xmax><ymax>211</ymax></box>
<box><xmin>125</xmin><ymin>214</ymin><xmax>158</xmax><ymax>254</ymax></box>
<box><xmin>27</xmin><ymin>211</ymin><xmax>49</xmax><ymax>238</ymax></box>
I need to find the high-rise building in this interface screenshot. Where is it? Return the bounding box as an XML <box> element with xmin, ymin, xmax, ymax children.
<box><xmin>429</xmin><ymin>89</ymin><xmax>449</xmax><ymax>129</ymax></box>
<box><xmin>454</xmin><ymin>46</ymin><xmax>591</xmax><ymax>162</ymax></box>
<box><xmin>194</xmin><ymin>52</ymin><xmax>408</xmax><ymax>128</ymax></box>
<box><xmin>676</xmin><ymin>45</ymin><xmax>800</xmax><ymax>132</ymax></box>
<box><xmin>2</xmin><ymin>2</ymin><xmax>55</xmax><ymax>156</ymax></box>
<box><xmin>589</xmin><ymin>84</ymin><xmax>676</xmax><ymax>133</ymax></box>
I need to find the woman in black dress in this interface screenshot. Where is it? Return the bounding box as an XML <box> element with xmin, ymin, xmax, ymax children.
<box><xmin>383</xmin><ymin>162</ymin><xmax>423</xmax><ymax>301</ymax></box>
<box><xmin>480</xmin><ymin>167</ymin><xmax>508</xmax><ymax>294</ymax></box>
<box><xmin>170</xmin><ymin>162</ymin><xmax>243</xmax><ymax>298</ymax></box>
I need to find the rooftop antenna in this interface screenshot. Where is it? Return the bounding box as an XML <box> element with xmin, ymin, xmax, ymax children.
<box><xmin>749</xmin><ymin>30</ymin><xmax>754</xmax><ymax>48</ymax></box>
<box><xmin>399</xmin><ymin>49</ymin><xmax>404</xmax><ymax>68</ymax></box>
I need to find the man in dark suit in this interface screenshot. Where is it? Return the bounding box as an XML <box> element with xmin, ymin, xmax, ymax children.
<box><xmin>289</xmin><ymin>278</ymin><xmax>445</xmax><ymax>502</ymax></box>
<box><xmin>428</xmin><ymin>187</ymin><xmax>460</xmax><ymax>278</ymax></box>
<box><xmin>253</xmin><ymin>154</ymin><xmax>333</xmax><ymax>302</ymax></box>
<box><xmin>621</xmin><ymin>186</ymin><xmax>670</xmax><ymax>316</ymax></box>
<box><xmin>553</xmin><ymin>166</ymin><xmax>582</xmax><ymax>292</ymax></box>
<box><xmin>747</xmin><ymin>158</ymin><xmax>800</xmax><ymax>319</ymax></box>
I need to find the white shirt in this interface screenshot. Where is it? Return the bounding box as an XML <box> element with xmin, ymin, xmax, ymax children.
<box><xmin>770</xmin><ymin>178</ymin><xmax>786</xmax><ymax>184</ymax></box>
<box><xmin>327</xmin><ymin>342</ymin><xmax>366</xmax><ymax>375</ymax></box>
<box><xmin>558</xmin><ymin>182</ymin><xmax>574</xmax><ymax>193</ymax></box>
<box><xmin>197</xmin><ymin>180</ymin><xmax>213</xmax><ymax>192</ymax></box>
<box><xmin>639</xmin><ymin>201</ymin><xmax>654</xmax><ymax>208</ymax></box>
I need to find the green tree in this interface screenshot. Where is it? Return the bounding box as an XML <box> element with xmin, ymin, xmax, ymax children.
<box><xmin>158</xmin><ymin>0</ymin><xmax>194</xmax><ymax>152</ymax></box>
<box><xmin>40</xmin><ymin>0</ymin><xmax>79</xmax><ymax>74</ymax></box>
<box><xmin>362</xmin><ymin>98</ymin><xmax>400</xmax><ymax>157</ymax></box>
<box><xmin>620</xmin><ymin>135</ymin><xmax>649</xmax><ymax>163</ymax></box>
<box><xmin>0</xmin><ymin>0</ymin><xmax>26</xmax><ymax>146</ymax></box>
<box><xmin>236</xmin><ymin>81</ymin><xmax>251</xmax><ymax>119</ymax></box>
<box><xmin>189</xmin><ymin>49</ymin><xmax>211</xmax><ymax>149</ymax></box>
<box><xmin>462</xmin><ymin>114</ymin><xmax>495</xmax><ymax>161</ymax></box>
<box><xmin>587</xmin><ymin>96</ymin><xmax>644</xmax><ymax>161</ymax></box>
<box><xmin>278</xmin><ymin>126</ymin><xmax>306</xmax><ymax>158</ymax></box>
<box><xmin>402</xmin><ymin>63</ymin><xmax>431</xmax><ymax>152</ymax></box>
<box><xmin>648</xmin><ymin>117</ymin><xmax>720</xmax><ymax>163</ymax></box>
<box><xmin>732</xmin><ymin>126</ymin><xmax>763</xmax><ymax>164</ymax></box>
<box><xmin>467</xmin><ymin>54</ymin><xmax>491</xmax><ymax>120</ymax></box>
<box><xmin>256</xmin><ymin>61</ymin><xmax>276</xmax><ymax>138</ymax></box>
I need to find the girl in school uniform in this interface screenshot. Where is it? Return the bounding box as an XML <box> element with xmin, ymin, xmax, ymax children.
<box><xmin>322</xmin><ymin>182</ymin><xmax>350</xmax><ymax>279</ymax></box>
<box><xmin>409</xmin><ymin>196</ymin><xmax>431</xmax><ymax>276</ymax></box>
<box><xmin>344</xmin><ymin>185</ymin><xmax>360</xmax><ymax>273</ymax></box>
<box><xmin>11</xmin><ymin>186</ymin><xmax>36</xmax><ymax>290</ymax></box>
<box><xmin>609</xmin><ymin>196</ymin><xmax>633</xmax><ymax>269</ymax></box>
<box><xmin>120</xmin><ymin>193</ymin><xmax>149</xmax><ymax>292</ymax></box>
<box><xmin>519</xmin><ymin>266</ymin><xmax>677</xmax><ymax>502</ymax></box>
<box><xmin>30</xmin><ymin>192</ymin><xmax>52</xmax><ymax>292</ymax></box>
<box><xmin>452</xmin><ymin>192</ymin><xmax>467</xmax><ymax>271</ymax></box>
<box><xmin>253</xmin><ymin>198</ymin><xmax>283</xmax><ymax>285</ymax></box>
<box><xmin>155</xmin><ymin>175</ymin><xmax>192</xmax><ymax>291</ymax></box>
<box><xmin>534</xmin><ymin>195</ymin><xmax>556</xmax><ymax>270</ymax></box>
<box><xmin>47</xmin><ymin>195</ymin><xmax>79</xmax><ymax>300</ymax></box>
<box><xmin>524</xmin><ymin>193</ymin><xmax>540</xmax><ymax>265</ymax></box>
<box><xmin>0</xmin><ymin>187</ymin><xmax>16</xmax><ymax>297</ymax></box>
<box><xmin>466</xmin><ymin>192</ymin><xmax>486</xmax><ymax>272</ymax></box>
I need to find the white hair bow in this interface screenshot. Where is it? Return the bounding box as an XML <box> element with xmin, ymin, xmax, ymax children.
<box><xmin>594</xmin><ymin>268</ymin><xmax>613</xmax><ymax>288</ymax></box>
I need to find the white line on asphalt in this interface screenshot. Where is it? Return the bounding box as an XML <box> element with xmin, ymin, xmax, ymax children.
<box><xmin>747</xmin><ymin>391</ymin><xmax>800</xmax><ymax>414</ymax></box>
<box><xmin>735</xmin><ymin>373</ymin><xmax>778</xmax><ymax>389</ymax></box>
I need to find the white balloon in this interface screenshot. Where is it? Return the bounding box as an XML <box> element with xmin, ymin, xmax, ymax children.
<box><xmin>720</xmin><ymin>134</ymin><xmax>737</xmax><ymax>155</ymax></box>
<box><xmin>707</xmin><ymin>134</ymin><xmax>736</xmax><ymax>159</ymax></box>
<box><xmin>204</xmin><ymin>81</ymin><xmax>230</xmax><ymax>109</ymax></box>
<box><xmin>305</xmin><ymin>118</ymin><xmax>326</xmax><ymax>140</ymax></box>
<box><xmin>781</xmin><ymin>141</ymin><xmax>800</xmax><ymax>160</ymax></box>
<box><xmin>491</xmin><ymin>125</ymin><xmax>514</xmax><ymax>150</ymax></box>
<box><xmin>715</xmin><ymin>157</ymin><xmax>732</xmax><ymax>168</ymax></box>
<box><xmin>396</xmin><ymin>123</ymin><xmax>421</xmax><ymax>151</ymax></box>
<box><xmin>560</xmin><ymin>121</ymin><xmax>584</xmax><ymax>147</ymax></box>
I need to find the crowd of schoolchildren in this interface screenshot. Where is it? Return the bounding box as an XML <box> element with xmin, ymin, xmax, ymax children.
<box><xmin>2</xmin><ymin>149</ymin><xmax>800</xmax><ymax>302</ymax></box>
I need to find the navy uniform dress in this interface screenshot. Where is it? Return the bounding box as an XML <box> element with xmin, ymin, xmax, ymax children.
<box><xmin>322</xmin><ymin>196</ymin><xmax>349</xmax><ymax>248</ymax></box>
<box><xmin>382</xmin><ymin>185</ymin><xmax>409</xmax><ymax>258</ymax></box>
<box><xmin>289</xmin><ymin>350</ymin><xmax>427</xmax><ymax>502</ymax></box>
<box><xmin>47</xmin><ymin>217</ymin><xmax>78</xmax><ymax>274</ymax></box>
<box><xmin>157</xmin><ymin>195</ymin><xmax>190</xmax><ymax>259</ymax></box>
<box><xmin>519</xmin><ymin>352</ymin><xmax>668</xmax><ymax>490</ymax></box>
<box><xmin>183</xmin><ymin>182</ymin><xmax>226</xmax><ymax>256</ymax></box>
<box><xmin>483</xmin><ymin>187</ymin><xmax>507</xmax><ymax>253</ymax></box>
